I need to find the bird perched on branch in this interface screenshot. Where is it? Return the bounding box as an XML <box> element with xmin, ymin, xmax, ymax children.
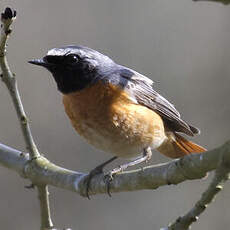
<box><xmin>29</xmin><ymin>45</ymin><xmax>206</xmax><ymax>198</ymax></box>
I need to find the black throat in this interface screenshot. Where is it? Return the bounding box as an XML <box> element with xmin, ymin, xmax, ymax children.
<box><xmin>51</xmin><ymin>70</ymin><xmax>95</xmax><ymax>94</ymax></box>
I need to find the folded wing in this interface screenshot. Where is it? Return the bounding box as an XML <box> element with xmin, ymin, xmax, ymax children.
<box><xmin>118</xmin><ymin>67</ymin><xmax>200</xmax><ymax>136</ymax></box>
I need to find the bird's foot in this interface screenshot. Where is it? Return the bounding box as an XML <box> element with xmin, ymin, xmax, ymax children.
<box><xmin>83</xmin><ymin>156</ymin><xmax>118</xmax><ymax>199</ymax></box>
<box><xmin>84</xmin><ymin>165</ymin><xmax>104</xmax><ymax>199</ymax></box>
<box><xmin>103</xmin><ymin>169</ymin><xmax>119</xmax><ymax>197</ymax></box>
<box><xmin>103</xmin><ymin>164</ymin><xmax>126</xmax><ymax>196</ymax></box>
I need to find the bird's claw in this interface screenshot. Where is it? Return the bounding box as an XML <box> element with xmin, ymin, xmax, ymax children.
<box><xmin>83</xmin><ymin>169</ymin><xmax>115</xmax><ymax>199</ymax></box>
<box><xmin>82</xmin><ymin>157</ymin><xmax>118</xmax><ymax>199</ymax></box>
<box><xmin>103</xmin><ymin>172</ymin><xmax>115</xmax><ymax>197</ymax></box>
<box><xmin>84</xmin><ymin>165</ymin><xmax>106</xmax><ymax>199</ymax></box>
<box><xmin>84</xmin><ymin>175</ymin><xmax>92</xmax><ymax>200</ymax></box>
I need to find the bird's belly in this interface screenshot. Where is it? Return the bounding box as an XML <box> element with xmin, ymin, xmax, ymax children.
<box><xmin>62</xmin><ymin>83</ymin><xmax>166</xmax><ymax>158</ymax></box>
<box><xmin>73</xmin><ymin>122</ymin><xmax>145</xmax><ymax>158</ymax></box>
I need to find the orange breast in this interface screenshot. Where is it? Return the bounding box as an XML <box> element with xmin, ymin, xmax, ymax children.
<box><xmin>62</xmin><ymin>81</ymin><xmax>166</xmax><ymax>158</ymax></box>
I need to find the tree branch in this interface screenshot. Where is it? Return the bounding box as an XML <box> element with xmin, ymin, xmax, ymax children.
<box><xmin>37</xmin><ymin>185</ymin><xmax>54</xmax><ymax>230</ymax></box>
<box><xmin>0</xmin><ymin>7</ymin><xmax>54</xmax><ymax>230</ymax></box>
<box><xmin>1</xmin><ymin>140</ymin><xmax>229</xmax><ymax>197</ymax></box>
<box><xmin>193</xmin><ymin>0</ymin><xmax>230</xmax><ymax>5</ymax></box>
<box><xmin>162</xmin><ymin>141</ymin><xmax>230</xmax><ymax>230</ymax></box>
<box><xmin>0</xmin><ymin>8</ymin><xmax>39</xmax><ymax>159</ymax></box>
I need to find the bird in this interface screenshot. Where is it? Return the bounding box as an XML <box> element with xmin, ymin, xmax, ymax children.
<box><xmin>29</xmin><ymin>45</ymin><xmax>206</xmax><ymax>198</ymax></box>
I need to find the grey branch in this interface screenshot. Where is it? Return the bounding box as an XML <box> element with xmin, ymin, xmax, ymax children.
<box><xmin>0</xmin><ymin>7</ymin><xmax>53</xmax><ymax>230</ymax></box>
<box><xmin>193</xmin><ymin>0</ymin><xmax>230</xmax><ymax>4</ymax></box>
<box><xmin>0</xmin><ymin>8</ymin><xmax>39</xmax><ymax>159</ymax></box>
<box><xmin>37</xmin><ymin>185</ymin><xmax>54</xmax><ymax>230</ymax></box>
<box><xmin>162</xmin><ymin>141</ymin><xmax>230</xmax><ymax>230</ymax></box>
<box><xmin>1</xmin><ymin>141</ymin><xmax>230</xmax><ymax>197</ymax></box>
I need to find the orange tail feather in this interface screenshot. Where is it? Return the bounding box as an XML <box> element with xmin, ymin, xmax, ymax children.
<box><xmin>157</xmin><ymin>133</ymin><xmax>206</xmax><ymax>158</ymax></box>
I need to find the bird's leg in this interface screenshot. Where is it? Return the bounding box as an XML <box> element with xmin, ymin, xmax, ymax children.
<box><xmin>84</xmin><ymin>156</ymin><xmax>117</xmax><ymax>199</ymax></box>
<box><xmin>105</xmin><ymin>147</ymin><xmax>152</xmax><ymax>195</ymax></box>
<box><xmin>108</xmin><ymin>147</ymin><xmax>152</xmax><ymax>176</ymax></box>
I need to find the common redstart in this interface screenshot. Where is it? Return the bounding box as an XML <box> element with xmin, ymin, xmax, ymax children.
<box><xmin>29</xmin><ymin>45</ymin><xmax>206</xmax><ymax>197</ymax></box>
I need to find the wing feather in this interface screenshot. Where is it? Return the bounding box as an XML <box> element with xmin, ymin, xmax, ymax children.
<box><xmin>118</xmin><ymin>67</ymin><xmax>199</xmax><ymax>136</ymax></box>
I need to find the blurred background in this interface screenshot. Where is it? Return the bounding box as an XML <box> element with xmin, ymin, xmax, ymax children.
<box><xmin>0</xmin><ymin>0</ymin><xmax>230</xmax><ymax>229</ymax></box>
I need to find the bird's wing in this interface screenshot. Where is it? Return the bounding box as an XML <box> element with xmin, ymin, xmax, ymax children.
<box><xmin>118</xmin><ymin>67</ymin><xmax>200</xmax><ymax>136</ymax></box>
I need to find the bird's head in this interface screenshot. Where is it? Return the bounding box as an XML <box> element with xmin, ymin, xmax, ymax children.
<box><xmin>29</xmin><ymin>45</ymin><xmax>116</xmax><ymax>94</ymax></box>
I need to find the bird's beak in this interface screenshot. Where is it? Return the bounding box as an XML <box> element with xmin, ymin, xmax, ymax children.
<box><xmin>28</xmin><ymin>58</ymin><xmax>50</xmax><ymax>67</ymax></box>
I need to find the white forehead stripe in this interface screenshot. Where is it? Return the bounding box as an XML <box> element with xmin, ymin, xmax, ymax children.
<box><xmin>47</xmin><ymin>47</ymin><xmax>97</xmax><ymax>60</ymax></box>
<box><xmin>47</xmin><ymin>48</ymin><xmax>73</xmax><ymax>56</ymax></box>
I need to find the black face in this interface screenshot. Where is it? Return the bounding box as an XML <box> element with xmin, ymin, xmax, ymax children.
<box><xmin>29</xmin><ymin>46</ymin><xmax>115</xmax><ymax>94</ymax></box>
<box><xmin>43</xmin><ymin>53</ymin><xmax>97</xmax><ymax>94</ymax></box>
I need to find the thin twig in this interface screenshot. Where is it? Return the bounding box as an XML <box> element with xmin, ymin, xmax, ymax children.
<box><xmin>0</xmin><ymin>7</ymin><xmax>39</xmax><ymax>159</ymax></box>
<box><xmin>0</xmin><ymin>7</ymin><xmax>54</xmax><ymax>230</ymax></box>
<box><xmin>193</xmin><ymin>0</ymin><xmax>230</xmax><ymax>5</ymax></box>
<box><xmin>163</xmin><ymin>142</ymin><xmax>230</xmax><ymax>230</ymax></box>
<box><xmin>37</xmin><ymin>185</ymin><xmax>54</xmax><ymax>230</ymax></box>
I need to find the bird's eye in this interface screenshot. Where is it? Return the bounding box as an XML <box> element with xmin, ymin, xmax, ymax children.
<box><xmin>66</xmin><ymin>54</ymin><xmax>79</xmax><ymax>64</ymax></box>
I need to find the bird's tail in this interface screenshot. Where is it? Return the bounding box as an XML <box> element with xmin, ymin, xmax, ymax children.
<box><xmin>157</xmin><ymin>132</ymin><xmax>206</xmax><ymax>158</ymax></box>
